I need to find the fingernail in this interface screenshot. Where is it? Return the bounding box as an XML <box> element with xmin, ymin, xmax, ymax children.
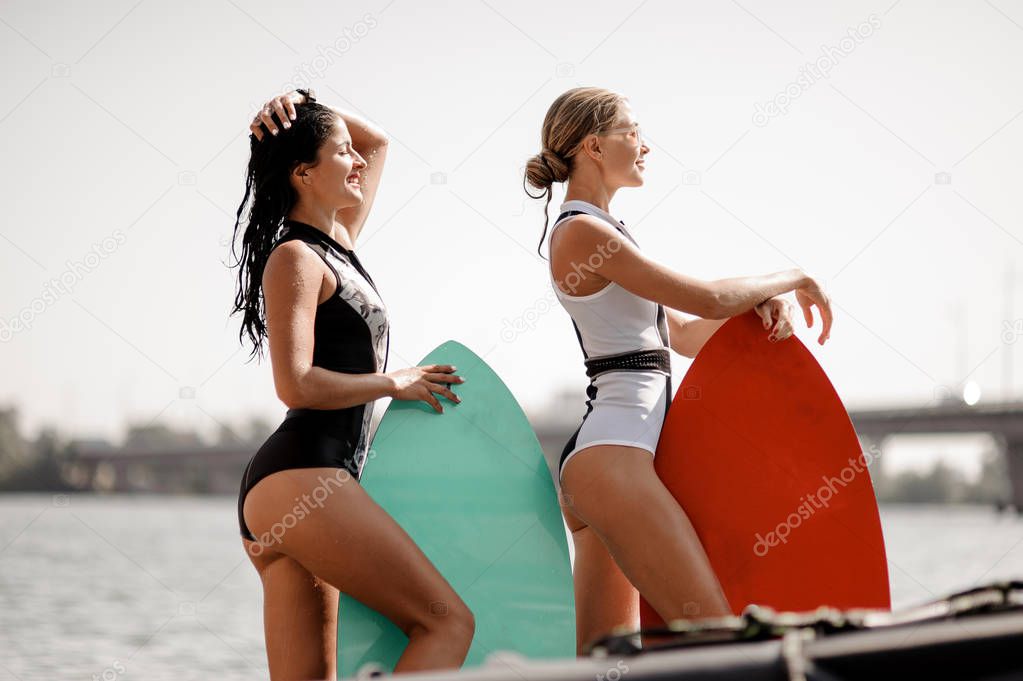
<box><xmin>271</xmin><ymin>129</ymin><xmax>278</xmax><ymax>136</ymax></box>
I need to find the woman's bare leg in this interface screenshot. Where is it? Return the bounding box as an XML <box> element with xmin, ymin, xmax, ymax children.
<box><xmin>559</xmin><ymin>492</ymin><xmax>639</xmax><ymax>654</ymax></box>
<box><xmin>244</xmin><ymin>543</ymin><xmax>338</xmax><ymax>680</ymax></box>
<box><xmin>561</xmin><ymin>445</ymin><xmax>731</xmax><ymax>622</ymax></box>
<box><xmin>243</xmin><ymin>467</ymin><xmax>474</xmax><ymax>677</ymax></box>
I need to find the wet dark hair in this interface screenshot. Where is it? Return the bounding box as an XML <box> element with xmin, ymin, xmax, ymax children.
<box><xmin>228</xmin><ymin>97</ymin><xmax>340</xmax><ymax>359</ymax></box>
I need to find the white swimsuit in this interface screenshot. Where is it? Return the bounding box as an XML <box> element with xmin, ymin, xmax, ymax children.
<box><xmin>546</xmin><ymin>200</ymin><xmax>673</xmax><ymax>489</ymax></box>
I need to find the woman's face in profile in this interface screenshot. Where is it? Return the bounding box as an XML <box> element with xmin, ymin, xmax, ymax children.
<box><xmin>304</xmin><ymin>117</ymin><xmax>368</xmax><ymax>209</ymax></box>
<box><xmin>600</xmin><ymin>100</ymin><xmax>649</xmax><ymax>189</ymax></box>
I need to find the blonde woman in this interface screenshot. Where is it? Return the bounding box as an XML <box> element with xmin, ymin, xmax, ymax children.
<box><xmin>524</xmin><ymin>87</ymin><xmax>832</xmax><ymax>652</ymax></box>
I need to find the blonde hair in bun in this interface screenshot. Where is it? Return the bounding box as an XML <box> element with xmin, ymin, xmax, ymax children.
<box><xmin>523</xmin><ymin>87</ymin><xmax>626</xmax><ymax>258</ymax></box>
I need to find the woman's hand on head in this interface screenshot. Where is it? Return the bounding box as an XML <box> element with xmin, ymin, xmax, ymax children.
<box><xmin>386</xmin><ymin>364</ymin><xmax>464</xmax><ymax>413</ymax></box>
<box><xmin>249</xmin><ymin>90</ymin><xmax>309</xmax><ymax>141</ymax></box>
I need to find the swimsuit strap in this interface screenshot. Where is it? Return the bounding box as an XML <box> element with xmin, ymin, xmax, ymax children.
<box><xmin>553</xmin><ymin>210</ymin><xmax>639</xmax><ymax>247</ymax></box>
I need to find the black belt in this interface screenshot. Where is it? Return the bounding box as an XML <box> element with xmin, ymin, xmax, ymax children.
<box><xmin>584</xmin><ymin>347</ymin><xmax>671</xmax><ymax>379</ymax></box>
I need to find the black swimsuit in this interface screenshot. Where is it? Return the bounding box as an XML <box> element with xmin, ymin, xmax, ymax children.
<box><xmin>237</xmin><ymin>219</ymin><xmax>390</xmax><ymax>541</ymax></box>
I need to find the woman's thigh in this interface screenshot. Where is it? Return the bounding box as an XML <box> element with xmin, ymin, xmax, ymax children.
<box><xmin>243</xmin><ymin>467</ymin><xmax>473</xmax><ymax>637</ymax></box>
<box><xmin>560</xmin><ymin>444</ymin><xmax>729</xmax><ymax>619</ymax></box>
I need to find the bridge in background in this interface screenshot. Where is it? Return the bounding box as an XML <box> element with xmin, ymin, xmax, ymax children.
<box><xmin>64</xmin><ymin>400</ymin><xmax>1023</xmax><ymax>506</ymax></box>
<box><xmin>65</xmin><ymin>441</ymin><xmax>252</xmax><ymax>494</ymax></box>
<box><xmin>535</xmin><ymin>399</ymin><xmax>1023</xmax><ymax>508</ymax></box>
<box><xmin>849</xmin><ymin>400</ymin><xmax>1023</xmax><ymax>507</ymax></box>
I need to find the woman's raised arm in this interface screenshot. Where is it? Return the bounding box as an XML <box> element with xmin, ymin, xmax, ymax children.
<box><xmin>248</xmin><ymin>89</ymin><xmax>389</xmax><ymax>242</ymax></box>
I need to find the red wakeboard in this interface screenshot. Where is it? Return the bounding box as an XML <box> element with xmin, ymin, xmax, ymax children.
<box><xmin>640</xmin><ymin>310</ymin><xmax>890</xmax><ymax>628</ymax></box>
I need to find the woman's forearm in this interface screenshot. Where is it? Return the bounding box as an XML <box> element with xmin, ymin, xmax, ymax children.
<box><xmin>669</xmin><ymin>310</ymin><xmax>727</xmax><ymax>358</ymax></box>
<box><xmin>710</xmin><ymin>268</ymin><xmax>808</xmax><ymax>318</ymax></box>
<box><xmin>283</xmin><ymin>367</ymin><xmax>395</xmax><ymax>410</ymax></box>
<box><xmin>327</xmin><ymin>105</ymin><xmax>388</xmax><ymax>149</ymax></box>
<box><xmin>678</xmin><ymin>318</ymin><xmax>727</xmax><ymax>357</ymax></box>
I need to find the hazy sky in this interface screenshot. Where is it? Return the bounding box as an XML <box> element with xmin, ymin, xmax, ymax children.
<box><xmin>1</xmin><ymin>0</ymin><xmax>1021</xmax><ymax>477</ymax></box>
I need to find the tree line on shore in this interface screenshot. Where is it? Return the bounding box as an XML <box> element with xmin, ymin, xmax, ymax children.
<box><xmin>0</xmin><ymin>406</ymin><xmax>1014</xmax><ymax>505</ymax></box>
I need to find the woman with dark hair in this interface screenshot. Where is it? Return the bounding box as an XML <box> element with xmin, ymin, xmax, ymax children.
<box><xmin>524</xmin><ymin>86</ymin><xmax>834</xmax><ymax>652</ymax></box>
<box><xmin>231</xmin><ymin>89</ymin><xmax>473</xmax><ymax>678</ymax></box>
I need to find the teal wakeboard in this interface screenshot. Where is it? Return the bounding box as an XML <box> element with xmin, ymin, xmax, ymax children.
<box><xmin>337</xmin><ymin>340</ymin><xmax>574</xmax><ymax>677</ymax></box>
